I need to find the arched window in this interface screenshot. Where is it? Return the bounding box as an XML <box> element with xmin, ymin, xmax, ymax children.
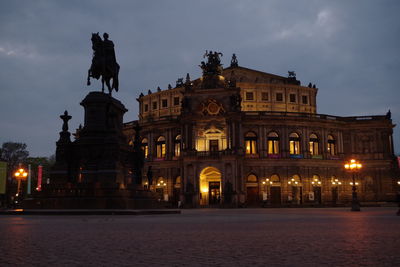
<box><xmin>245</xmin><ymin>132</ymin><xmax>257</xmax><ymax>155</ymax></box>
<box><xmin>270</xmin><ymin>174</ymin><xmax>280</xmax><ymax>182</ymax></box>
<box><xmin>267</xmin><ymin>132</ymin><xmax>279</xmax><ymax>154</ymax></box>
<box><xmin>141</xmin><ymin>138</ymin><xmax>148</xmax><ymax>158</ymax></box>
<box><xmin>309</xmin><ymin>134</ymin><xmax>319</xmax><ymax>155</ymax></box>
<box><xmin>247</xmin><ymin>174</ymin><xmax>258</xmax><ymax>182</ymax></box>
<box><xmin>174</xmin><ymin>135</ymin><xmax>181</xmax><ymax>157</ymax></box>
<box><xmin>156</xmin><ymin>136</ymin><xmax>166</xmax><ymax>158</ymax></box>
<box><xmin>327</xmin><ymin>135</ymin><xmax>336</xmax><ymax>155</ymax></box>
<box><xmin>289</xmin><ymin>133</ymin><xmax>301</xmax><ymax>155</ymax></box>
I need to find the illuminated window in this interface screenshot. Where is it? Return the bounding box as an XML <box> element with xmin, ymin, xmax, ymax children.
<box><xmin>262</xmin><ymin>92</ymin><xmax>269</xmax><ymax>101</ymax></box>
<box><xmin>267</xmin><ymin>132</ymin><xmax>279</xmax><ymax>154</ymax></box>
<box><xmin>309</xmin><ymin>134</ymin><xmax>319</xmax><ymax>155</ymax></box>
<box><xmin>141</xmin><ymin>138</ymin><xmax>149</xmax><ymax>158</ymax></box>
<box><xmin>162</xmin><ymin>99</ymin><xmax>168</xmax><ymax>108</ymax></box>
<box><xmin>302</xmin><ymin>95</ymin><xmax>308</xmax><ymax>104</ymax></box>
<box><xmin>289</xmin><ymin>132</ymin><xmax>301</xmax><ymax>155</ymax></box>
<box><xmin>174</xmin><ymin>135</ymin><xmax>181</xmax><ymax>157</ymax></box>
<box><xmin>246</xmin><ymin>92</ymin><xmax>254</xmax><ymax>100</ymax></box>
<box><xmin>276</xmin><ymin>93</ymin><xmax>283</xmax><ymax>101</ymax></box>
<box><xmin>173</xmin><ymin>97</ymin><xmax>180</xmax><ymax>106</ymax></box>
<box><xmin>245</xmin><ymin>132</ymin><xmax>257</xmax><ymax>155</ymax></box>
<box><xmin>247</xmin><ymin>174</ymin><xmax>258</xmax><ymax>182</ymax></box>
<box><xmin>290</xmin><ymin>94</ymin><xmax>296</xmax><ymax>103</ymax></box>
<box><xmin>270</xmin><ymin>174</ymin><xmax>280</xmax><ymax>182</ymax></box>
<box><xmin>327</xmin><ymin>135</ymin><xmax>336</xmax><ymax>155</ymax></box>
<box><xmin>156</xmin><ymin>136</ymin><xmax>166</xmax><ymax>158</ymax></box>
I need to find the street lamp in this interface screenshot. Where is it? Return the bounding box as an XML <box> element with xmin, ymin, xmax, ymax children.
<box><xmin>344</xmin><ymin>159</ymin><xmax>362</xmax><ymax>211</ymax></box>
<box><xmin>14</xmin><ymin>167</ymin><xmax>28</xmax><ymax>201</ymax></box>
<box><xmin>262</xmin><ymin>178</ymin><xmax>273</xmax><ymax>205</ymax></box>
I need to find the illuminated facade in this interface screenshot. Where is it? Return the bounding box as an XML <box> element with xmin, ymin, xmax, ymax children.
<box><xmin>124</xmin><ymin>54</ymin><xmax>398</xmax><ymax>207</ymax></box>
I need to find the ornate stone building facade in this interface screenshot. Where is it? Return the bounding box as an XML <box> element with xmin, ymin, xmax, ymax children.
<box><xmin>124</xmin><ymin>52</ymin><xmax>398</xmax><ymax>207</ymax></box>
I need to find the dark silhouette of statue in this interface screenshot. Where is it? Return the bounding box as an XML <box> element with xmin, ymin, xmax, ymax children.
<box><xmin>386</xmin><ymin>110</ymin><xmax>392</xmax><ymax>119</ymax></box>
<box><xmin>200</xmin><ymin>50</ymin><xmax>223</xmax><ymax>76</ymax></box>
<box><xmin>60</xmin><ymin>110</ymin><xmax>72</xmax><ymax>132</ymax></box>
<box><xmin>87</xmin><ymin>32</ymin><xmax>120</xmax><ymax>95</ymax></box>
<box><xmin>230</xmin><ymin>53</ymin><xmax>238</xmax><ymax>67</ymax></box>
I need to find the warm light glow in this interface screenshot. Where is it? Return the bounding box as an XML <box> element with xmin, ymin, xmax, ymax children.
<box><xmin>201</xmin><ymin>187</ymin><xmax>209</xmax><ymax>193</ymax></box>
<box><xmin>262</xmin><ymin>181</ymin><xmax>266</xmax><ymax>185</ymax></box>
<box><xmin>14</xmin><ymin>167</ymin><xmax>28</xmax><ymax>179</ymax></box>
<box><xmin>397</xmin><ymin>181</ymin><xmax>400</xmax><ymax>185</ymax></box>
<box><xmin>344</xmin><ymin>159</ymin><xmax>362</xmax><ymax>171</ymax></box>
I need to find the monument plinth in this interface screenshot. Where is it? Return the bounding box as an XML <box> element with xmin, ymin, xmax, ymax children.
<box><xmin>76</xmin><ymin>91</ymin><xmax>130</xmax><ymax>187</ymax></box>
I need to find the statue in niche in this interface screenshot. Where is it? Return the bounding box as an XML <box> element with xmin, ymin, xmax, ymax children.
<box><xmin>87</xmin><ymin>32</ymin><xmax>120</xmax><ymax>95</ymax></box>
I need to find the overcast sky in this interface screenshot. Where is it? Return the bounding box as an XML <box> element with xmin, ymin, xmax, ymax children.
<box><xmin>1</xmin><ymin>0</ymin><xmax>399</xmax><ymax>157</ymax></box>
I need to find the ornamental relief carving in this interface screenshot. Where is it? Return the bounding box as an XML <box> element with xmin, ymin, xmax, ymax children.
<box><xmin>199</xmin><ymin>99</ymin><xmax>225</xmax><ymax>116</ymax></box>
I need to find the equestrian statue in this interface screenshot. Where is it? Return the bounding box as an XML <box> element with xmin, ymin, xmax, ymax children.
<box><xmin>87</xmin><ymin>32</ymin><xmax>120</xmax><ymax>95</ymax></box>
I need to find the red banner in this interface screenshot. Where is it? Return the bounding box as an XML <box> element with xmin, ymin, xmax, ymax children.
<box><xmin>37</xmin><ymin>165</ymin><xmax>42</xmax><ymax>191</ymax></box>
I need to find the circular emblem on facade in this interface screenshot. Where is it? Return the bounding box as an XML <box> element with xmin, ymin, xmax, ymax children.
<box><xmin>208</xmin><ymin>102</ymin><xmax>220</xmax><ymax>115</ymax></box>
<box><xmin>200</xmin><ymin>99</ymin><xmax>225</xmax><ymax>116</ymax></box>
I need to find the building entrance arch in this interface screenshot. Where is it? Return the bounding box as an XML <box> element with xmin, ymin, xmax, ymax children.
<box><xmin>199</xmin><ymin>167</ymin><xmax>222</xmax><ymax>206</ymax></box>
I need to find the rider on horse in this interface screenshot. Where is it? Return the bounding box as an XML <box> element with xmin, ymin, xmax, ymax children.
<box><xmin>87</xmin><ymin>32</ymin><xmax>120</xmax><ymax>95</ymax></box>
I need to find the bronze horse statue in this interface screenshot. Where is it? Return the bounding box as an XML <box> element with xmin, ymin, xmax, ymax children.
<box><xmin>87</xmin><ymin>32</ymin><xmax>120</xmax><ymax>95</ymax></box>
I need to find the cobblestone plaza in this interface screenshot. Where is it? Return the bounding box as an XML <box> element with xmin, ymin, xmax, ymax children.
<box><xmin>1</xmin><ymin>208</ymin><xmax>399</xmax><ymax>266</ymax></box>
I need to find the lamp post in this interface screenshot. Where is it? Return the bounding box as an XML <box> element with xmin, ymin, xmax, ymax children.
<box><xmin>262</xmin><ymin>178</ymin><xmax>273</xmax><ymax>206</ymax></box>
<box><xmin>344</xmin><ymin>159</ymin><xmax>362</xmax><ymax>211</ymax></box>
<box><xmin>14</xmin><ymin>166</ymin><xmax>28</xmax><ymax>204</ymax></box>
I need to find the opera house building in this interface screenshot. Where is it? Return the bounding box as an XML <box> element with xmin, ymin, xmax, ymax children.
<box><xmin>123</xmin><ymin>52</ymin><xmax>397</xmax><ymax>207</ymax></box>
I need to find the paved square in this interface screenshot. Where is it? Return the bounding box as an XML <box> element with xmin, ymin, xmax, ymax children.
<box><xmin>0</xmin><ymin>208</ymin><xmax>399</xmax><ymax>266</ymax></box>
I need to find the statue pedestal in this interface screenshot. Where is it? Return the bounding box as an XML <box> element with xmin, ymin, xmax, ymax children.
<box><xmin>76</xmin><ymin>91</ymin><xmax>130</xmax><ymax>187</ymax></box>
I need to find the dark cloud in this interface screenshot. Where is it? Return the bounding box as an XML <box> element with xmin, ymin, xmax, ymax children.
<box><xmin>1</xmin><ymin>0</ymin><xmax>400</xmax><ymax>156</ymax></box>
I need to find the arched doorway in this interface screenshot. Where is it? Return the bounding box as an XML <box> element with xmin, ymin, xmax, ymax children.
<box><xmin>200</xmin><ymin>167</ymin><xmax>222</xmax><ymax>206</ymax></box>
<box><xmin>311</xmin><ymin>175</ymin><xmax>322</xmax><ymax>204</ymax></box>
<box><xmin>246</xmin><ymin>174</ymin><xmax>259</xmax><ymax>206</ymax></box>
<box><xmin>288</xmin><ymin>174</ymin><xmax>302</xmax><ymax>204</ymax></box>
